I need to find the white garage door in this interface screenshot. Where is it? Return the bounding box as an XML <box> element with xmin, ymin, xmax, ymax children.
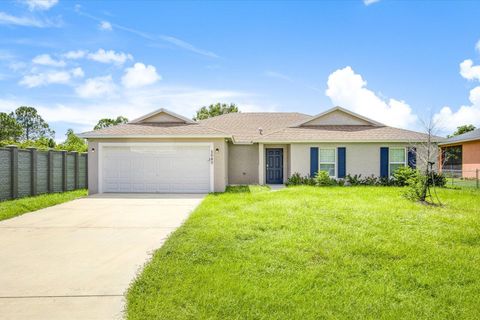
<box><xmin>100</xmin><ymin>144</ymin><xmax>212</xmax><ymax>193</ymax></box>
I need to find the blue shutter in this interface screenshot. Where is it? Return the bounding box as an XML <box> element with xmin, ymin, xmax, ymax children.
<box><xmin>310</xmin><ymin>147</ymin><xmax>318</xmax><ymax>177</ymax></box>
<box><xmin>380</xmin><ymin>147</ymin><xmax>389</xmax><ymax>177</ymax></box>
<box><xmin>337</xmin><ymin>147</ymin><xmax>346</xmax><ymax>178</ymax></box>
<box><xmin>408</xmin><ymin>147</ymin><xmax>416</xmax><ymax>169</ymax></box>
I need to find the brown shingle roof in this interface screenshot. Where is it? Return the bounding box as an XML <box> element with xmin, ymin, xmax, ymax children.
<box><xmin>199</xmin><ymin>112</ymin><xmax>312</xmax><ymax>143</ymax></box>
<box><xmin>79</xmin><ymin>110</ymin><xmax>442</xmax><ymax>143</ymax></box>
<box><xmin>256</xmin><ymin>125</ymin><xmax>441</xmax><ymax>142</ymax></box>
<box><xmin>79</xmin><ymin>122</ymin><xmax>230</xmax><ymax>138</ymax></box>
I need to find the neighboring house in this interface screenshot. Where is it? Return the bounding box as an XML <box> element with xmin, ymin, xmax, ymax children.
<box><xmin>80</xmin><ymin>106</ymin><xmax>438</xmax><ymax>194</ymax></box>
<box><xmin>438</xmin><ymin>128</ymin><xmax>480</xmax><ymax>178</ymax></box>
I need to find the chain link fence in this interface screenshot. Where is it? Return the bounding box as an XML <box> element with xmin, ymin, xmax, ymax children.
<box><xmin>441</xmin><ymin>168</ymin><xmax>479</xmax><ymax>189</ymax></box>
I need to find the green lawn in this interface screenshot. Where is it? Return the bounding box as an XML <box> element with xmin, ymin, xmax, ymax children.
<box><xmin>0</xmin><ymin>189</ymin><xmax>87</xmax><ymax>221</ymax></box>
<box><xmin>127</xmin><ymin>186</ymin><xmax>480</xmax><ymax>320</ymax></box>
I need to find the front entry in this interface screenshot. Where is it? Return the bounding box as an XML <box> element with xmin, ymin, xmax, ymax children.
<box><xmin>266</xmin><ymin>148</ymin><xmax>283</xmax><ymax>184</ymax></box>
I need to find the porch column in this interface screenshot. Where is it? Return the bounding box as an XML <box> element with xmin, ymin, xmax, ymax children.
<box><xmin>258</xmin><ymin>143</ymin><xmax>265</xmax><ymax>185</ymax></box>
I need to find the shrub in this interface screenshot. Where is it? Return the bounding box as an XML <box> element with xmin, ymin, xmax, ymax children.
<box><xmin>427</xmin><ymin>172</ymin><xmax>447</xmax><ymax>187</ymax></box>
<box><xmin>403</xmin><ymin>173</ymin><xmax>427</xmax><ymax>201</ymax></box>
<box><xmin>286</xmin><ymin>173</ymin><xmax>315</xmax><ymax>186</ymax></box>
<box><xmin>346</xmin><ymin>174</ymin><xmax>391</xmax><ymax>186</ymax></box>
<box><xmin>392</xmin><ymin>166</ymin><xmax>418</xmax><ymax>186</ymax></box>
<box><xmin>346</xmin><ymin>174</ymin><xmax>362</xmax><ymax>186</ymax></box>
<box><xmin>314</xmin><ymin>171</ymin><xmax>336</xmax><ymax>186</ymax></box>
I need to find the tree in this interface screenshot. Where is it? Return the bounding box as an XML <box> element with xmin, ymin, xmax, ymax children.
<box><xmin>193</xmin><ymin>103</ymin><xmax>239</xmax><ymax>120</ymax></box>
<box><xmin>447</xmin><ymin>124</ymin><xmax>476</xmax><ymax>138</ymax></box>
<box><xmin>57</xmin><ymin>129</ymin><xmax>87</xmax><ymax>152</ymax></box>
<box><xmin>11</xmin><ymin>106</ymin><xmax>55</xmax><ymax>141</ymax></box>
<box><xmin>0</xmin><ymin>112</ymin><xmax>23</xmax><ymax>141</ymax></box>
<box><xmin>94</xmin><ymin>116</ymin><xmax>129</xmax><ymax>130</ymax></box>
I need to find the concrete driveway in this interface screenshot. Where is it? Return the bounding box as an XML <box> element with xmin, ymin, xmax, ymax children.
<box><xmin>0</xmin><ymin>193</ymin><xmax>205</xmax><ymax>320</ymax></box>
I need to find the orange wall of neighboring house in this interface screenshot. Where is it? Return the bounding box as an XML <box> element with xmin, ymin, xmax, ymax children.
<box><xmin>463</xmin><ymin>140</ymin><xmax>480</xmax><ymax>178</ymax></box>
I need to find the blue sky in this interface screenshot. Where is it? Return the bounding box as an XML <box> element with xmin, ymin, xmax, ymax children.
<box><xmin>1</xmin><ymin>0</ymin><xmax>480</xmax><ymax>140</ymax></box>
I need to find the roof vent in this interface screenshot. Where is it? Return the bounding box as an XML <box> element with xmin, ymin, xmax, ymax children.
<box><xmin>258</xmin><ymin>127</ymin><xmax>263</xmax><ymax>135</ymax></box>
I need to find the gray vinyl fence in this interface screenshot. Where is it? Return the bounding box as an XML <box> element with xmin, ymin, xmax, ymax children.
<box><xmin>0</xmin><ymin>146</ymin><xmax>88</xmax><ymax>201</ymax></box>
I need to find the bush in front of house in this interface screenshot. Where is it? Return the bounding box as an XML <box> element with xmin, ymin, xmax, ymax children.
<box><xmin>392</xmin><ymin>166</ymin><xmax>418</xmax><ymax>187</ymax></box>
<box><xmin>285</xmin><ymin>173</ymin><xmax>315</xmax><ymax>186</ymax></box>
<box><xmin>314</xmin><ymin>171</ymin><xmax>337</xmax><ymax>186</ymax></box>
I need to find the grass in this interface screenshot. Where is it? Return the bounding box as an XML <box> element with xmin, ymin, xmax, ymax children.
<box><xmin>126</xmin><ymin>186</ymin><xmax>480</xmax><ymax>320</ymax></box>
<box><xmin>0</xmin><ymin>189</ymin><xmax>87</xmax><ymax>221</ymax></box>
<box><xmin>445</xmin><ymin>178</ymin><xmax>479</xmax><ymax>190</ymax></box>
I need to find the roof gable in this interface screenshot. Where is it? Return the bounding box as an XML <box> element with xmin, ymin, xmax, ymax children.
<box><xmin>295</xmin><ymin>106</ymin><xmax>384</xmax><ymax>127</ymax></box>
<box><xmin>129</xmin><ymin>108</ymin><xmax>195</xmax><ymax>124</ymax></box>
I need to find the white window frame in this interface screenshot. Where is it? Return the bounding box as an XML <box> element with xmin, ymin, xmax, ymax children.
<box><xmin>318</xmin><ymin>147</ymin><xmax>336</xmax><ymax>178</ymax></box>
<box><xmin>389</xmin><ymin>147</ymin><xmax>407</xmax><ymax>176</ymax></box>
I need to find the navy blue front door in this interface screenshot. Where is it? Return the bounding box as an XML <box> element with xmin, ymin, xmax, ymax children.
<box><xmin>266</xmin><ymin>148</ymin><xmax>283</xmax><ymax>184</ymax></box>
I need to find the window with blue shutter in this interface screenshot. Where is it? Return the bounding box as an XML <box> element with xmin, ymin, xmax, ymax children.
<box><xmin>310</xmin><ymin>147</ymin><xmax>318</xmax><ymax>177</ymax></box>
<box><xmin>380</xmin><ymin>147</ymin><xmax>389</xmax><ymax>177</ymax></box>
<box><xmin>408</xmin><ymin>147</ymin><xmax>417</xmax><ymax>169</ymax></box>
<box><xmin>337</xmin><ymin>147</ymin><xmax>346</xmax><ymax>178</ymax></box>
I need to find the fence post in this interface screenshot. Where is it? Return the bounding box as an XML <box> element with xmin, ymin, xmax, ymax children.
<box><xmin>7</xmin><ymin>145</ymin><xmax>18</xmax><ymax>199</ymax></box>
<box><xmin>48</xmin><ymin>150</ymin><xmax>54</xmax><ymax>193</ymax></box>
<box><xmin>73</xmin><ymin>151</ymin><xmax>79</xmax><ymax>190</ymax></box>
<box><xmin>477</xmin><ymin>169</ymin><xmax>479</xmax><ymax>189</ymax></box>
<box><xmin>28</xmin><ymin>147</ymin><xmax>38</xmax><ymax>196</ymax></box>
<box><xmin>62</xmin><ymin>151</ymin><xmax>67</xmax><ymax>191</ymax></box>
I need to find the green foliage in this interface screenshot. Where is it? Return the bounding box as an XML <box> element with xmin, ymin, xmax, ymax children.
<box><xmin>94</xmin><ymin>116</ymin><xmax>128</xmax><ymax>130</ymax></box>
<box><xmin>57</xmin><ymin>129</ymin><xmax>87</xmax><ymax>152</ymax></box>
<box><xmin>0</xmin><ymin>112</ymin><xmax>23</xmax><ymax>141</ymax></box>
<box><xmin>403</xmin><ymin>173</ymin><xmax>428</xmax><ymax>201</ymax></box>
<box><xmin>447</xmin><ymin>124</ymin><xmax>476</xmax><ymax>138</ymax></box>
<box><xmin>11</xmin><ymin>106</ymin><xmax>54</xmax><ymax>141</ymax></box>
<box><xmin>127</xmin><ymin>186</ymin><xmax>480</xmax><ymax>320</ymax></box>
<box><xmin>0</xmin><ymin>137</ymin><xmax>56</xmax><ymax>150</ymax></box>
<box><xmin>314</xmin><ymin>171</ymin><xmax>337</xmax><ymax>186</ymax></box>
<box><xmin>286</xmin><ymin>173</ymin><xmax>315</xmax><ymax>186</ymax></box>
<box><xmin>193</xmin><ymin>103</ymin><xmax>239</xmax><ymax>120</ymax></box>
<box><xmin>0</xmin><ymin>190</ymin><xmax>87</xmax><ymax>221</ymax></box>
<box><xmin>392</xmin><ymin>166</ymin><xmax>418</xmax><ymax>187</ymax></box>
<box><xmin>428</xmin><ymin>171</ymin><xmax>447</xmax><ymax>187</ymax></box>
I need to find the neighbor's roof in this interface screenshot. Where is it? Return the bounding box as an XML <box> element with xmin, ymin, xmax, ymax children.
<box><xmin>199</xmin><ymin>112</ymin><xmax>312</xmax><ymax>143</ymax></box>
<box><xmin>439</xmin><ymin>128</ymin><xmax>480</xmax><ymax>145</ymax></box>
<box><xmin>79</xmin><ymin>122</ymin><xmax>231</xmax><ymax>139</ymax></box>
<box><xmin>256</xmin><ymin>125</ymin><xmax>442</xmax><ymax>143</ymax></box>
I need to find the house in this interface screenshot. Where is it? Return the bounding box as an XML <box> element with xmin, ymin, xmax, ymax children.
<box><xmin>79</xmin><ymin>106</ymin><xmax>438</xmax><ymax>194</ymax></box>
<box><xmin>438</xmin><ymin>128</ymin><xmax>480</xmax><ymax>178</ymax></box>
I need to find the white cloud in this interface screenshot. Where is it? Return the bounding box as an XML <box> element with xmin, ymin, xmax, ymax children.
<box><xmin>325</xmin><ymin>66</ymin><xmax>418</xmax><ymax>128</ymax></box>
<box><xmin>71</xmin><ymin>67</ymin><xmax>84</xmax><ymax>78</ymax></box>
<box><xmin>19</xmin><ymin>70</ymin><xmax>71</xmax><ymax>87</ymax></box>
<box><xmin>99</xmin><ymin>21</ymin><xmax>112</xmax><ymax>31</ymax></box>
<box><xmin>0</xmin><ymin>11</ymin><xmax>47</xmax><ymax>27</ymax></box>
<box><xmin>475</xmin><ymin>40</ymin><xmax>480</xmax><ymax>53</ymax></box>
<box><xmin>75</xmin><ymin>75</ymin><xmax>116</xmax><ymax>98</ymax></box>
<box><xmin>32</xmin><ymin>53</ymin><xmax>66</xmax><ymax>67</ymax></box>
<box><xmin>87</xmin><ymin>49</ymin><xmax>132</xmax><ymax>65</ymax></box>
<box><xmin>9</xmin><ymin>61</ymin><xmax>27</xmax><ymax>71</ymax></box>
<box><xmin>460</xmin><ymin>59</ymin><xmax>480</xmax><ymax>81</ymax></box>
<box><xmin>433</xmin><ymin>86</ymin><xmax>480</xmax><ymax>132</ymax></box>
<box><xmin>121</xmin><ymin>63</ymin><xmax>161</xmax><ymax>88</ymax></box>
<box><xmin>63</xmin><ymin>50</ymin><xmax>87</xmax><ymax>59</ymax></box>
<box><xmin>22</xmin><ymin>0</ymin><xmax>58</xmax><ymax>11</ymax></box>
<box><xmin>364</xmin><ymin>0</ymin><xmax>381</xmax><ymax>5</ymax></box>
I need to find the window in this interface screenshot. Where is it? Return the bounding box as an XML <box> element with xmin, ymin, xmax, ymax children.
<box><xmin>319</xmin><ymin>148</ymin><xmax>335</xmax><ymax>177</ymax></box>
<box><xmin>389</xmin><ymin>148</ymin><xmax>406</xmax><ymax>176</ymax></box>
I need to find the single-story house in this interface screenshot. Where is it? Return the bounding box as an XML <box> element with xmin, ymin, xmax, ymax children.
<box><xmin>80</xmin><ymin>106</ymin><xmax>438</xmax><ymax>194</ymax></box>
<box><xmin>439</xmin><ymin>128</ymin><xmax>480</xmax><ymax>178</ymax></box>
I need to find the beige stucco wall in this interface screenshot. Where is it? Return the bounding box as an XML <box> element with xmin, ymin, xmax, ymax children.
<box><xmin>87</xmin><ymin>138</ymin><xmax>228</xmax><ymax>194</ymax></box>
<box><xmin>290</xmin><ymin>142</ymin><xmax>437</xmax><ymax>178</ymax></box>
<box><xmin>228</xmin><ymin>144</ymin><xmax>259</xmax><ymax>184</ymax></box>
<box><xmin>302</xmin><ymin>110</ymin><xmax>371</xmax><ymax>126</ymax></box>
<box><xmin>142</xmin><ymin>112</ymin><xmax>184</xmax><ymax>123</ymax></box>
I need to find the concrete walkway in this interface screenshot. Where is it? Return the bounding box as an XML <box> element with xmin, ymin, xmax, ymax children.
<box><xmin>0</xmin><ymin>193</ymin><xmax>205</xmax><ymax>320</ymax></box>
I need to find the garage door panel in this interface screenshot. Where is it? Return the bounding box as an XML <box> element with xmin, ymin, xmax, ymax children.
<box><xmin>101</xmin><ymin>144</ymin><xmax>211</xmax><ymax>193</ymax></box>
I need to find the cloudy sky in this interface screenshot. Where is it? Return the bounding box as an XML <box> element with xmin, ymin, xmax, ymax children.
<box><xmin>1</xmin><ymin>0</ymin><xmax>480</xmax><ymax>140</ymax></box>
